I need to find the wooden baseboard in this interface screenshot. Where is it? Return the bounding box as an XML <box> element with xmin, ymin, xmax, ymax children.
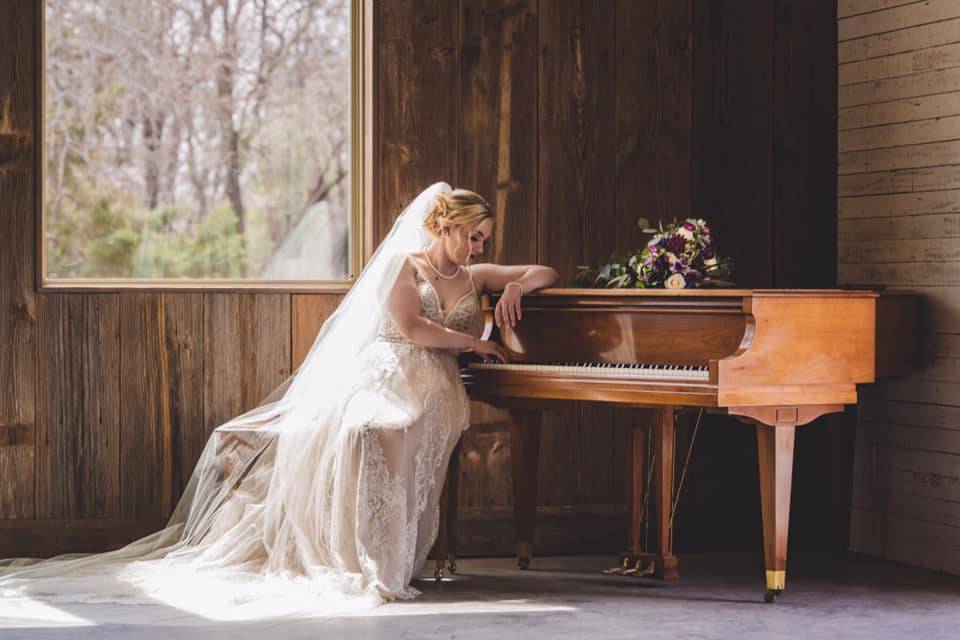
<box><xmin>0</xmin><ymin>518</ymin><xmax>168</xmax><ymax>559</ymax></box>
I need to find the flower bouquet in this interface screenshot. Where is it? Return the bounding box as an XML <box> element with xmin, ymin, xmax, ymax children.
<box><xmin>572</xmin><ymin>218</ymin><xmax>734</xmax><ymax>289</ymax></box>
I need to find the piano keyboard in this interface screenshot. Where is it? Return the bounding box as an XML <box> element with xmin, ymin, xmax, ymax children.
<box><xmin>468</xmin><ymin>361</ymin><xmax>710</xmax><ymax>381</ymax></box>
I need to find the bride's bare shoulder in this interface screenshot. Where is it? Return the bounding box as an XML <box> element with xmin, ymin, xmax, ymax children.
<box><xmin>467</xmin><ymin>262</ymin><xmax>495</xmax><ymax>291</ymax></box>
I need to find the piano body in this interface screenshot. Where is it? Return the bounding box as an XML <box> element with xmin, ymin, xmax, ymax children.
<box><xmin>440</xmin><ymin>288</ymin><xmax>917</xmax><ymax>602</ymax></box>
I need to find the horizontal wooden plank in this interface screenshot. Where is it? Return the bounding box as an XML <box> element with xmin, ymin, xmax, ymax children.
<box><xmin>840</xmin><ymin>114</ymin><xmax>960</xmax><ymax>152</ymax></box>
<box><xmin>839</xmin><ymin>0</ymin><xmax>928</xmax><ymax>20</ymax></box>
<box><xmin>840</xmin><ymin>42</ymin><xmax>960</xmax><ymax>86</ymax></box>
<box><xmin>861</xmin><ymin>398</ymin><xmax>960</xmax><ymax>427</ymax></box>
<box><xmin>915</xmin><ymin>355</ymin><xmax>960</xmax><ymax>381</ymax></box>
<box><xmin>839</xmin><ymin>90</ymin><xmax>960</xmax><ymax>130</ymax></box>
<box><xmin>853</xmin><ymin>467</ymin><xmax>960</xmax><ymax>525</ymax></box>
<box><xmin>862</xmin><ymin>376</ymin><xmax>960</xmax><ymax>404</ymax></box>
<box><xmin>869</xmin><ymin>465</ymin><xmax>960</xmax><ymax>506</ymax></box>
<box><xmin>839</xmin><ymin>0</ymin><xmax>960</xmax><ymax>43</ymax></box>
<box><xmin>840</xmin><ymin>16</ymin><xmax>960</xmax><ymax>64</ymax></box>
<box><xmin>926</xmin><ymin>331</ymin><xmax>960</xmax><ymax>356</ymax></box>
<box><xmin>838</xmin><ymin>165</ymin><xmax>960</xmax><ymax>197</ymax></box>
<box><xmin>841</xmin><ymin>260</ymin><xmax>960</xmax><ymax>284</ymax></box>
<box><xmin>865</xmin><ymin>420</ymin><xmax>960</xmax><ymax>453</ymax></box>
<box><xmin>838</xmin><ymin>212</ymin><xmax>960</xmax><ymax>240</ymax></box>
<box><xmin>875</xmin><ymin>289</ymin><xmax>960</xmax><ymax>333</ymax></box>
<box><xmin>852</xmin><ymin>507</ymin><xmax>960</xmax><ymax>573</ymax></box>
<box><xmin>838</xmin><ymin>139</ymin><xmax>960</xmax><ymax>174</ymax></box>
<box><xmin>838</xmin><ymin>188</ymin><xmax>960</xmax><ymax>218</ymax></box>
<box><xmin>839</xmin><ymin>236</ymin><xmax>960</xmax><ymax>262</ymax></box>
<box><xmin>841</xmin><ymin>65</ymin><xmax>960</xmax><ymax>108</ymax></box>
<box><xmin>856</xmin><ymin>507</ymin><xmax>960</xmax><ymax>554</ymax></box>
<box><xmin>872</xmin><ymin>442</ymin><xmax>960</xmax><ymax>479</ymax></box>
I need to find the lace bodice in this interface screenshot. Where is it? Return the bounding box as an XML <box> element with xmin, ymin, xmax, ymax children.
<box><xmin>376</xmin><ymin>259</ymin><xmax>481</xmax><ymax>346</ymax></box>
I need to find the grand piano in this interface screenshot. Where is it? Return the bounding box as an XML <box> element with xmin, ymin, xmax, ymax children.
<box><xmin>432</xmin><ymin>288</ymin><xmax>917</xmax><ymax>603</ymax></box>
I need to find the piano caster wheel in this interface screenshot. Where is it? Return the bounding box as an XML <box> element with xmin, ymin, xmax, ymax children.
<box><xmin>434</xmin><ymin>567</ymin><xmax>444</xmax><ymax>583</ymax></box>
<box><xmin>518</xmin><ymin>556</ymin><xmax>531</xmax><ymax>570</ymax></box>
<box><xmin>764</xmin><ymin>588</ymin><xmax>782</xmax><ymax>603</ymax></box>
<box><xmin>448</xmin><ymin>561</ymin><xmax>457</xmax><ymax>574</ymax></box>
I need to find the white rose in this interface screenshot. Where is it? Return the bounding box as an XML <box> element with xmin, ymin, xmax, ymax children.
<box><xmin>677</xmin><ymin>227</ymin><xmax>694</xmax><ymax>240</ymax></box>
<box><xmin>665</xmin><ymin>273</ymin><xmax>686</xmax><ymax>289</ymax></box>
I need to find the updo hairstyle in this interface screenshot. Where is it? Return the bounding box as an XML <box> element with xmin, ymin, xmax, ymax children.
<box><xmin>422</xmin><ymin>188</ymin><xmax>492</xmax><ymax>237</ymax></box>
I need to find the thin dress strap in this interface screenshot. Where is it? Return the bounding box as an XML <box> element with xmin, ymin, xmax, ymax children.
<box><xmin>465</xmin><ymin>265</ymin><xmax>476</xmax><ymax>291</ymax></box>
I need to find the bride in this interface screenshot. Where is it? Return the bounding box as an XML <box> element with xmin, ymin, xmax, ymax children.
<box><xmin>0</xmin><ymin>182</ymin><xmax>558</xmax><ymax>621</ymax></box>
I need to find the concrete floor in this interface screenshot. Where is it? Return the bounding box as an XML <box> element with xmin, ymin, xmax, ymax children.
<box><xmin>2</xmin><ymin>553</ymin><xmax>959</xmax><ymax>639</ymax></box>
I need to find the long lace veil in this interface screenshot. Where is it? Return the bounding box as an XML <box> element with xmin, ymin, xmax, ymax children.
<box><xmin>0</xmin><ymin>181</ymin><xmax>453</xmax><ymax>620</ymax></box>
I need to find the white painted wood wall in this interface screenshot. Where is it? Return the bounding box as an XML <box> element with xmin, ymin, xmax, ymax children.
<box><xmin>839</xmin><ymin>0</ymin><xmax>960</xmax><ymax>573</ymax></box>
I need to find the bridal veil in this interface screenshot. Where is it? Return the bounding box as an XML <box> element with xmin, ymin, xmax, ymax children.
<box><xmin>0</xmin><ymin>181</ymin><xmax>454</xmax><ymax>620</ymax></box>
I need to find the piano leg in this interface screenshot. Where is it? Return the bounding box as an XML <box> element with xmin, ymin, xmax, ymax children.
<box><xmin>627</xmin><ymin>423</ymin><xmax>647</xmax><ymax>560</ymax></box>
<box><xmin>431</xmin><ymin>439</ymin><xmax>462</xmax><ymax>581</ymax></box>
<box><xmin>445</xmin><ymin>439</ymin><xmax>462</xmax><ymax>575</ymax></box>
<box><xmin>756</xmin><ymin>423</ymin><xmax>795</xmax><ymax>603</ymax></box>
<box><xmin>653</xmin><ymin>407</ymin><xmax>680</xmax><ymax>580</ymax></box>
<box><xmin>509</xmin><ymin>409</ymin><xmax>541</xmax><ymax>570</ymax></box>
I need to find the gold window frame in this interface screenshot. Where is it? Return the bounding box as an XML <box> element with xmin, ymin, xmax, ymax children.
<box><xmin>35</xmin><ymin>0</ymin><xmax>371</xmax><ymax>293</ymax></box>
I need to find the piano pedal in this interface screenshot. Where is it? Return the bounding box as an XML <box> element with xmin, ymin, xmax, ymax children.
<box><xmin>632</xmin><ymin>560</ymin><xmax>656</xmax><ymax>577</ymax></box>
<box><xmin>604</xmin><ymin>556</ymin><xmax>656</xmax><ymax>577</ymax></box>
<box><xmin>603</xmin><ymin>556</ymin><xmax>632</xmax><ymax>575</ymax></box>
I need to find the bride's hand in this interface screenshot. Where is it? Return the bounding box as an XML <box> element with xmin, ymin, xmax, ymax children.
<box><xmin>472</xmin><ymin>339</ymin><xmax>508</xmax><ymax>363</ymax></box>
<box><xmin>495</xmin><ymin>282</ymin><xmax>523</xmax><ymax>328</ymax></box>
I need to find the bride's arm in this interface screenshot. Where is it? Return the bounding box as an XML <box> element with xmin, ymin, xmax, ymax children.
<box><xmin>387</xmin><ymin>259</ymin><xmax>506</xmax><ymax>361</ymax></box>
<box><xmin>468</xmin><ymin>263</ymin><xmax>559</xmax><ymax>328</ymax></box>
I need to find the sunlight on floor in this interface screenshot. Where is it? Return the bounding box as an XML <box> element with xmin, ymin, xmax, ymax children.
<box><xmin>0</xmin><ymin>597</ymin><xmax>96</xmax><ymax>628</ymax></box>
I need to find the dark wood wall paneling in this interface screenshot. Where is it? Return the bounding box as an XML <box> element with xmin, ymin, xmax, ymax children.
<box><xmin>0</xmin><ymin>0</ymin><xmax>38</xmax><ymax>523</ymax></box>
<box><xmin>688</xmin><ymin>0</ymin><xmax>841</xmax><ymax>553</ymax></box>
<box><xmin>0</xmin><ymin>0</ymin><xmax>839</xmax><ymax>558</ymax></box>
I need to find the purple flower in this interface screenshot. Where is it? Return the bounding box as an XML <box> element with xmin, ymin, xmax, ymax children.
<box><xmin>665</xmin><ymin>235</ymin><xmax>685</xmax><ymax>255</ymax></box>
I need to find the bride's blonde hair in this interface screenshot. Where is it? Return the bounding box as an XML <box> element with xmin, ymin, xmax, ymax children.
<box><xmin>422</xmin><ymin>188</ymin><xmax>492</xmax><ymax>236</ymax></box>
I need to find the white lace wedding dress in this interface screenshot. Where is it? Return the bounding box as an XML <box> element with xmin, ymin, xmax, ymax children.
<box><xmin>0</xmin><ymin>183</ymin><xmax>483</xmax><ymax>621</ymax></box>
<box><xmin>324</xmin><ymin>258</ymin><xmax>480</xmax><ymax>595</ymax></box>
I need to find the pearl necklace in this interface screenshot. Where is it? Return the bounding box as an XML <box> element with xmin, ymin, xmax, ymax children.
<box><xmin>423</xmin><ymin>250</ymin><xmax>462</xmax><ymax>280</ymax></box>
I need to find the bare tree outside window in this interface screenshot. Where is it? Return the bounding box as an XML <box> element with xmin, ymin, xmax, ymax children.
<box><xmin>43</xmin><ymin>0</ymin><xmax>352</xmax><ymax>281</ymax></box>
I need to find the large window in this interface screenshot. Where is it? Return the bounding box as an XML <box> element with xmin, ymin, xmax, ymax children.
<box><xmin>40</xmin><ymin>0</ymin><xmax>364</xmax><ymax>289</ymax></box>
